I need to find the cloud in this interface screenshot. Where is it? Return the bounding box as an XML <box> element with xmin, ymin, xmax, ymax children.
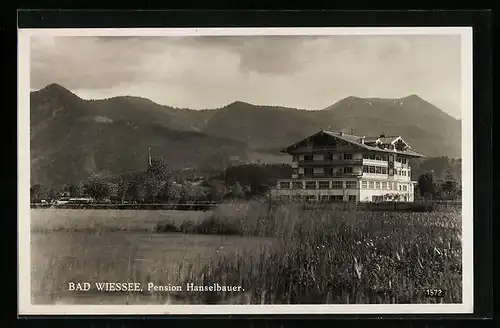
<box><xmin>30</xmin><ymin>34</ymin><xmax>463</xmax><ymax>118</ymax></box>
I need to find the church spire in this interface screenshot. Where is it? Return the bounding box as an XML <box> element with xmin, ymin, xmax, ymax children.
<box><xmin>148</xmin><ymin>145</ymin><xmax>152</xmax><ymax>167</ymax></box>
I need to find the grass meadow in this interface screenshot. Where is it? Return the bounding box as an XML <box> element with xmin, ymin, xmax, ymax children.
<box><xmin>30</xmin><ymin>202</ymin><xmax>462</xmax><ymax>305</ymax></box>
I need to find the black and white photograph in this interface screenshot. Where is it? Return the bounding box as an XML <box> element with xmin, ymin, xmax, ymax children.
<box><xmin>18</xmin><ymin>27</ymin><xmax>473</xmax><ymax>315</ymax></box>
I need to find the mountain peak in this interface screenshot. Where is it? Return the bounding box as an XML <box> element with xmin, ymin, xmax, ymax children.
<box><xmin>401</xmin><ymin>94</ymin><xmax>422</xmax><ymax>101</ymax></box>
<box><xmin>33</xmin><ymin>83</ymin><xmax>83</xmax><ymax>102</ymax></box>
<box><xmin>40</xmin><ymin>83</ymin><xmax>70</xmax><ymax>93</ymax></box>
<box><xmin>227</xmin><ymin>101</ymin><xmax>253</xmax><ymax>107</ymax></box>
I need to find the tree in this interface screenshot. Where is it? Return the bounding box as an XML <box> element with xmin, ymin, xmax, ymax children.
<box><xmin>417</xmin><ymin>172</ymin><xmax>435</xmax><ymax>199</ymax></box>
<box><xmin>117</xmin><ymin>177</ymin><xmax>130</xmax><ymax>203</ymax></box>
<box><xmin>230</xmin><ymin>181</ymin><xmax>245</xmax><ymax>199</ymax></box>
<box><xmin>30</xmin><ymin>184</ymin><xmax>41</xmax><ymax>202</ymax></box>
<box><xmin>145</xmin><ymin>157</ymin><xmax>172</xmax><ymax>203</ymax></box>
<box><xmin>127</xmin><ymin>173</ymin><xmax>147</xmax><ymax>203</ymax></box>
<box><xmin>82</xmin><ymin>174</ymin><xmax>109</xmax><ymax>201</ymax></box>
<box><xmin>107</xmin><ymin>182</ymin><xmax>120</xmax><ymax>202</ymax></box>
<box><xmin>69</xmin><ymin>181</ymin><xmax>84</xmax><ymax>197</ymax></box>
<box><xmin>179</xmin><ymin>182</ymin><xmax>196</xmax><ymax>203</ymax></box>
<box><xmin>441</xmin><ymin>169</ymin><xmax>460</xmax><ymax>200</ymax></box>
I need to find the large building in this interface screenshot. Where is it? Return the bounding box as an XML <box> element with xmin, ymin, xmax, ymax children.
<box><xmin>271</xmin><ymin>130</ymin><xmax>425</xmax><ymax>203</ymax></box>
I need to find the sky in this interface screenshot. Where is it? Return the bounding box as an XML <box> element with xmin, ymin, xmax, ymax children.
<box><xmin>30</xmin><ymin>34</ymin><xmax>463</xmax><ymax>118</ymax></box>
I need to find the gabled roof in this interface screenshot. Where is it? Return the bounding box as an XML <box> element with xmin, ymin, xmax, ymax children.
<box><xmin>281</xmin><ymin>130</ymin><xmax>425</xmax><ymax>158</ymax></box>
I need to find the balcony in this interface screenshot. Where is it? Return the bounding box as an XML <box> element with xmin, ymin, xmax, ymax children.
<box><xmin>298</xmin><ymin>159</ymin><xmax>363</xmax><ymax>166</ymax></box>
<box><xmin>300</xmin><ymin>172</ymin><xmax>361</xmax><ymax>178</ymax></box>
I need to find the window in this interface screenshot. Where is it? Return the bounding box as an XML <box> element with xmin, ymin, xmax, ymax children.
<box><xmin>292</xmin><ymin>168</ymin><xmax>299</xmax><ymax>175</ymax></box>
<box><xmin>382</xmin><ymin>155</ymin><xmax>387</xmax><ymax>161</ymax></box>
<box><xmin>292</xmin><ymin>155</ymin><xmax>298</xmax><ymax>162</ymax></box>
<box><xmin>369</xmin><ymin>181</ymin><xmax>374</xmax><ymax>189</ymax></box>
<box><xmin>344</xmin><ymin>167</ymin><xmax>353</xmax><ymax>174</ymax></box>
<box><xmin>332</xmin><ymin>181</ymin><xmax>343</xmax><ymax>189</ymax></box>
<box><xmin>402</xmin><ymin>158</ymin><xmax>407</xmax><ymax>164</ymax></box>
<box><xmin>369</xmin><ymin>154</ymin><xmax>376</xmax><ymax>160</ymax></box>
<box><xmin>318</xmin><ymin>181</ymin><xmax>330</xmax><ymax>189</ymax></box>
<box><xmin>343</xmin><ymin>153</ymin><xmax>353</xmax><ymax>160</ymax></box>
<box><xmin>304</xmin><ymin>154</ymin><xmax>313</xmax><ymax>162</ymax></box>
<box><xmin>402</xmin><ymin>170</ymin><xmax>406</xmax><ymax>176</ymax></box>
<box><xmin>381</xmin><ymin>167</ymin><xmax>388</xmax><ymax>174</ymax></box>
<box><xmin>375</xmin><ymin>182</ymin><xmax>380</xmax><ymax>189</ymax></box>
<box><xmin>361</xmin><ymin>181</ymin><xmax>368</xmax><ymax>189</ymax></box>
<box><xmin>372</xmin><ymin>195</ymin><xmax>384</xmax><ymax>202</ymax></box>
<box><xmin>324</xmin><ymin>153</ymin><xmax>333</xmax><ymax>161</ymax></box>
<box><xmin>279</xmin><ymin>182</ymin><xmax>291</xmax><ymax>189</ymax></box>
<box><xmin>392</xmin><ymin>182</ymin><xmax>397</xmax><ymax>190</ymax></box>
<box><xmin>403</xmin><ymin>185</ymin><xmax>408</xmax><ymax>191</ymax></box>
<box><xmin>304</xmin><ymin>167</ymin><xmax>314</xmax><ymax>176</ymax></box>
<box><xmin>399</xmin><ymin>185</ymin><xmax>402</xmax><ymax>191</ymax></box>
<box><xmin>369</xmin><ymin>166</ymin><xmax>376</xmax><ymax>173</ymax></box>
<box><xmin>305</xmin><ymin>181</ymin><xmax>316</xmax><ymax>189</ymax></box>
<box><xmin>381</xmin><ymin>182</ymin><xmax>387</xmax><ymax>189</ymax></box>
<box><xmin>363</xmin><ymin>153</ymin><xmax>369</xmax><ymax>159</ymax></box>
<box><xmin>320</xmin><ymin>195</ymin><xmax>329</xmax><ymax>201</ymax></box>
<box><xmin>330</xmin><ymin>195</ymin><xmax>344</xmax><ymax>202</ymax></box>
<box><xmin>348</xmin><ymin>195</ymin><xmax>357</xmax><ymax>202</ymax></box>
<box><xmin>375</xmin><ymin>167</ymin><xmax>382</xmax><ymax>174</ymax></box>
<box><xmin>306</xmin><ymin>195</ymin><xmax>316</xmax><ymax>202</ymax></box>
<box><xmin>363</xmin><ymin>166</ymin><xmax>369</xmax><ymax>173</ymax></box>
<box><xmin>293</xmin><ymin>182</ymin><xmax>303</xmax><ymax>189</ymax></box>
<box><xmin>375</xmin><ymin>155</ymin><xmax>382</xmax><ymax>161</ymax></box>
<box><xmin>387</xmin><ymin>182</ymin><xmax>391</xmax><ymax>190</ymax></box>
<box><xmin>324</xmin><ymin>167</ymin><xmax>334</xmax><ymax>176</ymax></box>
<box><xmin>346</xmin><ymin>181</ymin><xmax>357</xmax><ymax>189</ymax></box>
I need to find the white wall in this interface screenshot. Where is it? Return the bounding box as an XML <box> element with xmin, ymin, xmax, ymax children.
<box><xmin>271</xmin><ymin>188</ymin><xmax>359</xmax><ymax>201</ymax></box>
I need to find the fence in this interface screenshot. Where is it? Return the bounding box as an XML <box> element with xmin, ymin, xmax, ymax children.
<box><xmin>30</xmin><ymin>201</ymin><xmax>221</xmax><ymax>211</ymax></box>
<box><xmin>270</xmin><ymin>199</ymin><xmax>461</xmax><ymax>212</ymax></box>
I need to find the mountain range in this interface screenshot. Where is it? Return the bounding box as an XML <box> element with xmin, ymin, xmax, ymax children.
<box><xmin>29</xmin><ymin>84</ymin><xmax>461</xmax><ymax>186</ymax></box>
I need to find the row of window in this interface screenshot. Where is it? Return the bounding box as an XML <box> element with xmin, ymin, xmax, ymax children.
<box><xmin>363</xmin><ymin>153</ymin><xmax>408</xmax><ymax>164</ymax></box>
<box><xmin>295</xmin><ymin>153</ymin><xmax>355</xmax><ymax>162</ymax></box>
<box><xmin>280</xmin><ymin>180</ymin><xmax>412</xmax><ymax>191</ymax></box>
<box><xmin>361</xmin><ymin>180</ymin><xmax>410</xmax><ymax>191</ymax></box>
<box><xmin>297</xmin><ymin>167</ymin><xmax>355</xmax><ymax>176</ymax></box>
<box><xmin>293</xmin><ymin>153</ymin><xmax>409</xmax><ymax>164</ymax></box>
<box><xmin>279</xmin><ymin>180</ymin><xmax>358</xmax><ymax>189</ymax></box>
<box><xmin>363</xmin><ymin>165</ymin><xmax>410</xmax><ymax>176</ymax></box>
<box><xmin>277</xmin><ymin>195</ymin><xmax>357</xmax><ymax>202</ymax></box>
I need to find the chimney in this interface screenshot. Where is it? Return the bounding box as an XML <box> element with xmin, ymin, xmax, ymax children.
<box><xmin>360</xmin><ymin>136</ymin><xmax>365</xmax><ymax>144</ymax></box>
<box><xmin>380</xmin><ymin>134</ymin><xmax>386</xmax><ymax>138</ymax></box>
<box><xmin>339</xmin><ymin>132</ymin><xmax>344</xmax><ymax>136</ymax></box>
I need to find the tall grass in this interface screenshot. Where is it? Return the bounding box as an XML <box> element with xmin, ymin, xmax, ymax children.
<box><xmin>31</xmin><ymin>202</ymin><xmax>462</xmax><ymax>305</ymax></box>
<box><xmin>164</xmin><ymin>201</ymin><xmax>462</xmax><ymax>304</ymax></box>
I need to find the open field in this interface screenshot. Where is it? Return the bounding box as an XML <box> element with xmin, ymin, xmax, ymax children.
<box><xmin>29</xmin><ymin>202</ymin><xmax>462</xmax><ymax>304</ymax></box>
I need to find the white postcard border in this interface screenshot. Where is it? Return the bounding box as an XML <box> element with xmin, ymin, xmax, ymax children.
<box><xmin>18</xmin><ymin>26</ymin><xmax>474</xmax><ymax>315</ymax></box>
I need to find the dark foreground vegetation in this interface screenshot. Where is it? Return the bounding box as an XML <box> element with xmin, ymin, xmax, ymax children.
<box><xmin>32</xmin><ymin>201</ymin><xmax>462</xmax><ymax>305</ymax></box>
<box><xmin>154</xmin><ymin>201</ymin><xmax>462</xmax><ymax>304</ymax></box>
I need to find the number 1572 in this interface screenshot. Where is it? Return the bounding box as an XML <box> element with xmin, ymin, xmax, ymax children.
<box><xmin>424</xmin><ymin>289</ymin><xmax>445</xmax><ymax>297</ymax></box>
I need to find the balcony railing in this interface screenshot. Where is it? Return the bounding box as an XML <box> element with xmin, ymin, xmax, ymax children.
<box><xmin>300</xmin><ymin>172</ymin><xmax>361</xmax><ymax>178</ymax></box>
<box><xmin>298</xmin><ymin>159</ymin><xmax>363</xmax><ymax>166</ymax></box>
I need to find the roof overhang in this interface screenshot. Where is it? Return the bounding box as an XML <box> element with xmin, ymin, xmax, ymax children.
<box><xmin>281</xmin><ymin>130</ymin><xmax>425</xmax><ymax>158</ymax></box>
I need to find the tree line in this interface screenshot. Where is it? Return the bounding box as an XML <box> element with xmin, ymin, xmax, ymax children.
<box><xmin>30</xmin><ymin>158</ymin><xmax>462</xmax><ymax>203</ymax></box>
<box><xmin>30</xmin><ymin>158</ymin><xmax>269</xmax><ymax>204</ymax></box>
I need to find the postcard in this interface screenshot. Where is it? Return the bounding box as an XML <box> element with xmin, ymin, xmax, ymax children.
<box><xmin>18</xmin><ymin>26</ymin><xmax>473</xmax><ymax>315</ymax></box>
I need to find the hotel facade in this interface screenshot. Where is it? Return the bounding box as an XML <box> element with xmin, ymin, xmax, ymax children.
<box><xmin>271</xmin><ymin>130</ymin><xmax>425</xmax><ymax>203</ymax></box>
